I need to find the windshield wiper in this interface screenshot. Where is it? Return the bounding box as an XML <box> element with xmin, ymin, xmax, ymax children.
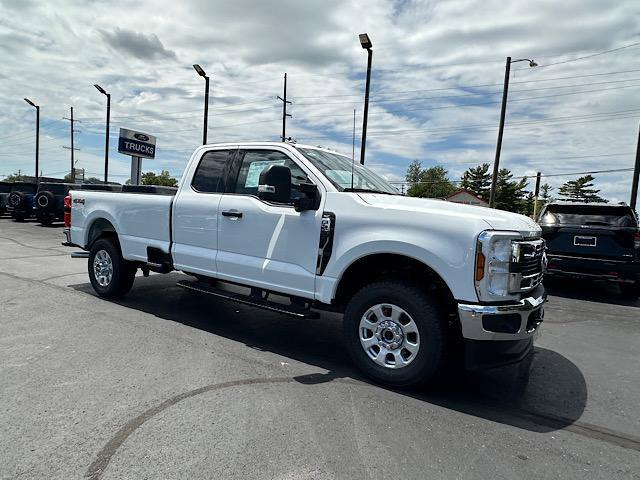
<box><xmin>343</xmin><ymin>187</ymin><xmax>395</xmax><ymax>195</ymax></box>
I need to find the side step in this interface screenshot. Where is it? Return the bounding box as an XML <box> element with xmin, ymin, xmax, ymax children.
<box><xmin>176</xmin><ymin>280</ymin><xmax>319</xmax><ymax>319</ymax></box>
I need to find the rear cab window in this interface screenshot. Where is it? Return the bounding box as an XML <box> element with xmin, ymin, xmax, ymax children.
<box><xmin>540</xmin><ymin>204</ymin><xmax>638</xmax><ymax>228</ymax></box>
<box><xmin>191</xmin><ymin>149</ymin><xmax>236</xmax><ymax>193</ymax></box>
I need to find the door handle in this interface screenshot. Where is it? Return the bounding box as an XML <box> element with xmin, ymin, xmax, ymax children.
<box><xmin>221</xmin><ymin>210</ymin><xmax>243</xmax><ymax>219</ymax></box>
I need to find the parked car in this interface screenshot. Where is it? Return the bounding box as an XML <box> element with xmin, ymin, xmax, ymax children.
<box><xmin>6</xmin><ymin>182</ymin><xmax>38</xmax><ymax>221</ymax></box>
<box><xmin>0</xmin><ymin>181</ymin><xmax>12</xmax><ymax>216</ymax></box>
<box><xmin>34</xmin><ymin>182</ymin><xmax>76</xmax><ymax>225</ymax></box>
<box><xmin>62</xmin><ymin>142</ymin><xmax>546</xmax><ymax>387</ymax></box>
<box><xmin>539</xmin><ymin>201</ymin><xmax>640</xmax><ymax>297</ymax></box>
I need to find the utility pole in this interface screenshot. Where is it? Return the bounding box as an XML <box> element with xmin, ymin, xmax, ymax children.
<box><xmin>23</xmin><ymin>98</ymin><xmax>39</xmax><ymax>184</ymax></box>
<box><xmin>489</xmin><ymin>57</ymin><xmax>511</xmax><ymax>208</ymax></box>
<box><xmin>532</xmin><ymin>171</ymin><xmax>542</xmax><ymax>219</ymax></box>
<box><xmin>277</xmin><ymin>73</ymin><xmax>292</xmax><ymax>141</ymax></box>
<box><xmin>489</xmin><ymin>56</ymin><xmax>537</xmax><ymax>208</ymax></box>
<box><xmin>631</xmin><ymin>123</ymin><xmax>640</xmax><ymax>211</ymax></box>
<box><xmin>62</xmin><ymin>107</ymin><xmax>80</xmax><ymax>183</ymax></box>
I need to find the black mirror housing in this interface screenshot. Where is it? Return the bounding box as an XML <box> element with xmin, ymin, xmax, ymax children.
<box><xmin>258</xmin><ymin>165</ymin><xmax>291</xmax><ymax>204</ymax></box>
<box><xmin>294</xmin><ymin>182</ymin><xmax>320</xmax><ymax>212</ymax></box>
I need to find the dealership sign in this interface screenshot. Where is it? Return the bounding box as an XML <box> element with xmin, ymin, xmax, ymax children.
<box><xmin>118</xmin><ymin>128</ymin><xmax>156</xmax><ymax>159</ymax></box>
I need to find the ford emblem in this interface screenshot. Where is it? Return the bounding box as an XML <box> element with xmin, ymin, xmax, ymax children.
<box><xmin>134</xmin><ymin>133</ymin><xmax>149</xmax><ymax>141</ymax></box>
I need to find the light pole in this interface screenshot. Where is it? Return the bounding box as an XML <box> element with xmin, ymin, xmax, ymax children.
<box><xmin>94</xmin><ymin>84</ymin><xmax>111</xmax><ymax>184</ymax></box>
<box><xmin>359</xmin><ymin>33</ymin><xmax>373</xmax><ymax>165</ymax></box>
<box><xmin>489</xmin><ymin>57</ymin><xmax>537</xmax><ymax>208</ymax></box>
<box><xmin>23</xmin><ymin>98</ymin><xmax>40</xmax><ymax>184</ymax></box>
<box><xmin>193</xmin><ymin>64</ymin><xmax>210</xmax><ymax>145</ymax></box>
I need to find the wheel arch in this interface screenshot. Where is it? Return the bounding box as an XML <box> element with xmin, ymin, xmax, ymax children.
<box><xmin>86</xmin><ymin>216</ymin><xmax>119</xmax><ymax>249</ymax></box>
<box><xmin>332</xmin><ymin>252</ymin><xmax>456</xmax><ymax>311</ymax></box>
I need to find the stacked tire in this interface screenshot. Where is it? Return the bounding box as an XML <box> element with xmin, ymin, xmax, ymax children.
<box><xmin>8</xmin><ymin>192</ymin><xmax>27</xmax><ymax>221</ymax></box>
<box><xmin>35</xmin><ymin>191</ymin><xmax>56</xmax><ymax>226</ymax></box>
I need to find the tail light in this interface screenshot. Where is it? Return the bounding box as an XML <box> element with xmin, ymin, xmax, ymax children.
<box><xmin>63</xmin><ymin>194</ymin><xmax>72</xmax><ymax>228</ymax></box>
<box><xmin>635</xmin><ymin>231</ymin><xmax>640</xmax><ymax>250</ymax></box>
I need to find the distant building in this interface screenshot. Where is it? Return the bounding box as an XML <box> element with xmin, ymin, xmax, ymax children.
<box><xmin>446</xmin><ymin>189</ymin><xmax>489</xmax><ymax>207</ymax></box>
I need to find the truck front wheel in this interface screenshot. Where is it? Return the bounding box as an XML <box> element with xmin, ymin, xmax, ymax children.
<box><xmin>88</xmin><ymin>238</ymin><xmax>136</xmax><ymax>298</ymax></box>
<box><xmin>343</xmin><ymin>281</ymin><xmax>447</xmax><ymax>387</ymax></box>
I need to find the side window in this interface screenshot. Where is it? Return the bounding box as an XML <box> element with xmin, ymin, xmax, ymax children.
<box><xmin>191</xmin><ymin>149</ymin><xmax>234</xmax><ymax>193</ymax></box>
<box><xmin>234</xmin><ymin>150</ymin><xmax>310</xmax><ymax>203</ymax></box>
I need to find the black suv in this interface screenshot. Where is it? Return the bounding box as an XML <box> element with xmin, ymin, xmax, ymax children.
<box><xmin>0</xmin><ymin>181</ymin><xmax>11</xmax><ymax>216</ymax></box>
<box><xmin>539</xmin><ymin>201</ymin><xmax>640</xmax><ymax>297</ymax></box>
<box><xmin>34</xmin><ymin>182</ymin><xmax>75</xmax><ymax>226</ymax></box>
<box><xmin>6</xmin><ymin>182</ymin><xmax>38</xmax><ymax>221</ymax></box>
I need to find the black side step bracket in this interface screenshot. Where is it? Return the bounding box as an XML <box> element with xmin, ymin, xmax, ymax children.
<box><xmin>176</xmin><ymin>280</ymin><xmax>319</xmax><ymax>319</ymax></box>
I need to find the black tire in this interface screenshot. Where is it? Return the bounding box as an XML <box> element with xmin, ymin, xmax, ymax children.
<box><xmin>343</xmin><ymin>281</ymin><xmax>447</xmax><ymax>387</ymax></box>
<box><xmin>88</xmin><ymin>237</ymin><xmax>136</xmax><ymax>298</ymax></box>
<box><xmin>620</xmin><ymin>281</ymin><xmax>640</xmax><ymax>299</ymax></box>
<box><xmin>38</xmin><ymin>215</ymin><xmax>53</xmax><ymax>226</ymax></box>
<box><xmin>35</xmin><ymin>191</ymin><xmax>55</xmax><ymax>213</ymax></box>
<box><xmin>13</xmin><ymin>213</ymin><xmax>26</xmax><ymax>222</ymax></box>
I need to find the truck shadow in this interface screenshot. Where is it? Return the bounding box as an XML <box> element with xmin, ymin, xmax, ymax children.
<box><xmin>546</xmin><ymin>278</ymin><xmax>639</xmax><ymax>307</ymax></box>
<box><xmin>70</xmin><ymin>273</ymin><xmax>587</xmax><ymax>434</ymax></box>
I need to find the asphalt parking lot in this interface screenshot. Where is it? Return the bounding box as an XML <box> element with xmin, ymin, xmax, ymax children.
<box><xmin>1</xmin><ymin>218</ymin><xmax>639</xmax><ymax>480</ymax></box>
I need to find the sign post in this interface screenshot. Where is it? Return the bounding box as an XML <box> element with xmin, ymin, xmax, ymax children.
<box><xmin>118</xmin><ymin>128</ymin><xmax>156</xmax><ymax>185</ymax></box>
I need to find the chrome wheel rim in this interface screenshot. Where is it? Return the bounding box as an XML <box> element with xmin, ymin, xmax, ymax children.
<box><xmin>93</xmin><ymin>250</ymin><xmax>113</xmax><ymax>287</ymax></box>
<box><xmin>359</xmin><ymin>303</ymin><xmax>420</xmax><ymax>369</ymax></box>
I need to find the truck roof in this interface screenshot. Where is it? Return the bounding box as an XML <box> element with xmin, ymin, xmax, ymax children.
<box><xmin>199</xmin><ymin>141</ymin><xmax>348</xmax><ymax>156</ymax></box>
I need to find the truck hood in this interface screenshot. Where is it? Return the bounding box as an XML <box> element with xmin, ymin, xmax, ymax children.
<box><xmin>357</xmin><ymin>194</ymin><xmax>541</xmax><ymax>235</ymax></box>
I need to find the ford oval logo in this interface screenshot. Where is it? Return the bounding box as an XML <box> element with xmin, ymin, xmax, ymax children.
<box><xmin>134</xmin><ymin>133</ymin><xmax>149</xmax><ymax>141</ymax></box>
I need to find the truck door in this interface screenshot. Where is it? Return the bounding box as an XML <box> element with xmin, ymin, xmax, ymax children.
<box><xmin>216</xmin><ymin>147</ymin><xmax>323</xmax><ymax>299</ymax></box>
<box><xmin>171</xmin><ymin>147</ymin><xmax>237</xmax><ymax>276</ymax></box>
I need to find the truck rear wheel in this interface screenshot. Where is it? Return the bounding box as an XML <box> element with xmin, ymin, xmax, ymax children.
<box><xmin>343</xmin><ymin>281</ymin><xmax>447</xmax><ymax>387</ymax></box>
<box><xmin>88</xmin><ymin>238</ymin><xmax>136</xmax><ymax>298</ymax></box>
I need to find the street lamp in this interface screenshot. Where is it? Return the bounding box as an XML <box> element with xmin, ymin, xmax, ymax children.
<box><xmin>359</xmin><ymin>33</ymin><xmax>373</xmax><ymax>165</ymax></box>
<box><xmin>23</xmin><ymin>98</ymin><xmax>40</xmax><ymax>184</ymax></box>
<box><xmin>193</xmin><ymin>64</ymin><xmax>210</xmax><ymax>145</ymax></box>
<box><xmin>489</xmin><ymin>57</ymin><xmax>537</xmax><ymax>208</ymax></box>
<box><xmin>94</xmin><ymin>84</ymin><xmax>111</xmax><ymax>184</ymax></box>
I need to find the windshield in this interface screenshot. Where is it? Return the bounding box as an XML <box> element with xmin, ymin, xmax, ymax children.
<box><xmin>540</xmin><ymin>204</ymin><xmax>638</xmax><ymax>227</ymax></box>
<box><xmin>296</xmin><ymin>147</ymin><xmax>399</xmax><ymax>194</ymax></box>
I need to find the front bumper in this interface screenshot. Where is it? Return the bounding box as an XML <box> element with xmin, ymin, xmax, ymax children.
<box><xmin>546</xmin><ymin>254</ymin><xmax>639</xmax><ymax>282</ymax></box>
<box><xmin>458</xmin><ymin>287</ymin><xmax>545</xmax><ymax>342</ymax></box>
<box><xmin>458</xmin><ymin>287</ymin><xmax>545</xmax><ymax>370</ymax></box>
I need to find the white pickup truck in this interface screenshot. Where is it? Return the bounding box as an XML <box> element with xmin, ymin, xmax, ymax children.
<box><xmin>63</xmin><ymin>142</ymin><xmax>545</xmax><ymax>386</ymax></box>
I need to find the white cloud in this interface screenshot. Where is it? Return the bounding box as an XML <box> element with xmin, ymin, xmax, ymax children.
<box><xmin>0</xmin><ymin>0</ymin><xmax>639</xmax><ymax>203</ymax></box>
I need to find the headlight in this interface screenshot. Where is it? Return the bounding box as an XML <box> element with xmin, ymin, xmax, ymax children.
<box><xmin>475</xmin><ymin>231</ymin><xmax>522</xmax><ymax>301</ymax></box>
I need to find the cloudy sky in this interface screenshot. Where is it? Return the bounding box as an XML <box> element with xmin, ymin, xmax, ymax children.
<box><xmin>1</xmin><ymin>0</ymin><xmax>639</xmax><ymax>201</ymax></box>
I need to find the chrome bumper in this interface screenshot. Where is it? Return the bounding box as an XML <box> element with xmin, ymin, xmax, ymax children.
<box><xmin>458</xmin><ymin>291</ymin><xmax>545</xmax><ymax>341</ymax></box>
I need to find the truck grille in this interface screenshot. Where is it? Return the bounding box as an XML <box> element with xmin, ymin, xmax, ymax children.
<box><xmin>509</xmin><ymin>239</ymin><xmax>545</xmax><ymax>293</ymax></box>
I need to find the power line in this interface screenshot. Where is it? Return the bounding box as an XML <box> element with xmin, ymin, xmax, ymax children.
<box><xmin>533</xmin><ymin>40</ymin><xmax>640</xmax><ymax>69</ymax></box>
<box><xmin>296</xmin><ymin>83</ymin><xmax>640</xmax><ymax>120</ymax></box>
<box><xmin>292</xmin><ymin>68</ymin><xmax>640</xmax><ymax>99</ymax></box>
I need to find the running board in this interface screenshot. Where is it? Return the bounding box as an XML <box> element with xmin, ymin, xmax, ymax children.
<box><xmin>176</xmin><ymin>280</ymin><xmax>319</xmax><ymax>319</ymax></box>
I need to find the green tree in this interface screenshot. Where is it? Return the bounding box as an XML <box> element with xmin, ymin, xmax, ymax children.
<box><xmin>460</xmin><ymin>163</ymin><xmax>491</xmax><ymax>201</ymax></box>
<box><xmin>405</xmin><ymin>162</ymin><xmax>456</xmax><ymax>198</ymax></box>
<box><xmin>540</xmin><ymin>183</ymin><xmax>553</xmax><ymax>201</ymax></box>
<box><xmin>141</xmin><ymin>170</ymin><xmax>178</xmax><ymax>187</ymax></box>
<box><xmin>521</xmin><ymin>191</ymin><xmax>535</xmax><ymax>217</ymax></box>
<box><xmin>3</xmin><ymin>170</ymin><xmax>26</xmax><ymax>182</ymax></box>
<box><xmin>558</xmin><ymin>175</ymin><xmax>607</xmax><ymax>203</ymax></box>
<box><xmin>405</xmin><ymin>160</ymin><xmax>422</xmax><ymax>183</ymax></box>
<box><xmin>494</xmin><ymin>168</ymin><xmax>528</xmax><ymax>212</ymax></box>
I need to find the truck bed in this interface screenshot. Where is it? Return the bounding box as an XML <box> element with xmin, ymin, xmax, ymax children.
<box><xmin>69</xmin><ymin>189</ymin><xmax>173</xmax><ymax>262</ymax></box>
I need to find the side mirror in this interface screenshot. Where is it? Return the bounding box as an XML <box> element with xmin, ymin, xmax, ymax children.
<box><xmin>294</xmin><ymin>182</ymin><xmax>320</xmax><ymax>212</ymax></box>
<box><xmin>258</xmin><ymin>165</ymin><xmax>291</xmax><ymax>204</ymax></box>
